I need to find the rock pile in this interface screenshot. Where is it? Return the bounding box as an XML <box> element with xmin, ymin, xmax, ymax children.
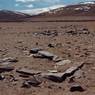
<box><xmin>0</xmin><ymin>49</ymin><xmax>86</xmax><ymax>92</ymax></box>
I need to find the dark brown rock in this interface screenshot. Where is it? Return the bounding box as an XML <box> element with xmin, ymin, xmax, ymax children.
<box><xmin>0</xmin><ymin>66</ymin><xmax>14</xmax><ymax>72</ymax></box>
<box><xmin>26</xmin><ymin>79</ymin><xmax>41</xmax><ymax>87</ymax></box>
<box><xmin>0</xmin><ymin>74</ymin><xmax>5</xmax><ymax>80</ymax></box>
<box><xmin>70</xmin><ymin>84</ymin><xmax>85</xmax><ymax>92</ymax></box>
<box><xmin>22</xmin><ymin>76</ymin><xmax>42</xmax><ymax>87</ymax></box>
<box><xmin>48</xmin><ymin>44</ymin><xmax>55</xmax><ymax>48</ymax></box>
<box><xmin>22</xmin><ymin>81</ymin><xmax>31</xmax><ymax>88</ymax></box>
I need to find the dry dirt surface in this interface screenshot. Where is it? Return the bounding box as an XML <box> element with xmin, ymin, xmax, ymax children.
<box><xmin>0</xmin><ymin>21</ymin><xmax>95</xmax><ymax>95</ymax></box>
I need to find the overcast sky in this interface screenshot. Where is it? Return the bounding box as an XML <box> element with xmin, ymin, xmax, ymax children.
<box><xmin>0</xmin><ymin>0</ymin><xmax>94</xmax><ymax>11</ymax></box>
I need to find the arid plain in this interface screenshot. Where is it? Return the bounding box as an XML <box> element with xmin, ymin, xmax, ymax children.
<box><xmin>0</xmin><ymin>20</ymin><xmax>95</xmax><ymax>95</ymax></box>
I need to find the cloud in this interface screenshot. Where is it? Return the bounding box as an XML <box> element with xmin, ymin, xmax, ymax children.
<box><xmin>26</xmin><ymin>4</ymin><xmax>34</xmax><ymax>8</ymax></box>
<box><xmin>15</xmin><ymin>3</ymin><xmax>19</xmax><ymax>7</ymax></box>
<box><xmin>16</xmin><ymin>0</ymin><xmax>63</xmax><ymax>4</ymax></box>
<box><xmin>15</xmin><ymin>0</ymin><xmax>64</xmax><ymax>9</ymax></box>
<box><xmin>20</xmin><ymin>4</ymin><xmax>65</xmax><ymax>15</ymax></box>
<box><xmin>16</xmin><ymin>0</ymin><xmax>35</xmax><ymax>3</ymax></box>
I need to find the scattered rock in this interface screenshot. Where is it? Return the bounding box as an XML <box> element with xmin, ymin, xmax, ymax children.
<box><xmin>16</xmin><ymin>68</ymin><xmax>42</xmax><ymax>75</ymax></box>
<box><xmin>29</xmin><ymin>48</ymin><xmax>42</xmax><ymax>54</ymax></box>
<box><xmin>0</xmin><ymin>66</ymin><xmax>14</xmax><ymax>72</ymax></box>
<box><xmin>53</xmin><ymin>56</ymin><xmax>63</xmax><ymax>62</ymax></box>
<box><xmin>0</xmin><ymin>74</ymin><xmax>5</xmax><ymax>80</ymax></box>
<box><xmin>56</xmin><ymin>60</ymin><xmax>71</xmax><ymax>66</ymax></box>
<box><xmin>31</xmin><ymin>48</ymin><xmax>61</xmax><ymax>61</ymax></box>
<box><xmin>33</xmin><ymin>30</ymin><xmax>58</xmax><ymax>37</ymax></box>
<box><xmin>48</xmin><ymin>44</ymin><xmax>55</xmax><ymax>48</ymax></box>
<box><xmin>48</xmin><ymin>43</ymin><xmax>63</xmax><ymax>48</ymax></box>
<box><xmin>22</xmin><ymin>76</ymin><xmax>42</xmax><ymax>87</ymax></box>
<box><xmin>33</xmin><ymin>54</ymin><xmax>45</xmax><ymax>58</ymax></box>
<box><xmin>68</xmin><ymin>77</ymin><xmax>75</xmax><ymax>83</ymax></box>
<box><xmin>42</xmin><ymin>72</ymin><xmax>64</xmax><ymax>82</ymax></box>
<box><xmin>91</xmin><ymin>67</ymin><xmax>95</xmax><ymax>70</ymax></box>
<box><xmin>56</xmin><ymin>43</ymin><xmax>63</xmax><ymax>48</ymax></box>
<box><xmin>70</xmin><ymin>84</ymin><xmax>85</xmax><ymax>92</ymax></box>
<box><xmin>66</xmin><ymin>30</ymin><xmax>77</xmax><ymax>35</ymax></box>
<box><xmin>38</xmin><ymin>51</ymin><xmax>58</xmax><ymax>60</ymax></box>
<box><xmin>0</xmin><ymin>62</ymin><xmax>11</xmax><ymax>65</ymax></box>
<box><xmin>74</xmin><ymin>70</ymin><xmax>84</xmax><ymax>79</ymax></box>
<box><xmin>66</xmin><ymin>28</ymin><xmax>90</xmax><ymax>35</ymax></box>
<box><xmin>2</xmin><ymin>57</ymin><xmax>18</xmax><ymax>63</ymax></box>
<box><xmin>48</xmin><ymin>85</ymin><xmax>53</xmax><ymax>89</ymax></box>
<box><xmin>22</xmin><ymin>81</ymin><xmax>31</xmax><ymax>88</ymax></box>
<box><xmin>82</xmin><ymin>28</ymin><xmax>89</xmax><ymax>34</ymax></box>
<box><xmin>48</xmin><ymin>70</ymin><xmax>58</xmax><ymax>73</ymax></box>
<box><xmin>26</xmin><ymin>79</ymin><xmax>42</xmax><ymax>87</ymax></box>
<box><xmin>9</xmin><ymin>75</ymin><xmax>18</xmax><ymax>82</ymax></box>
<box><xmin>0</xmin><ymin>57</ymin><xmax>18</xmax><ymax>65</ymax></box>
<box><xmin>19</xmin><ymin>74</ymin><xmax>30</xmax><ymax>78</ymax></box>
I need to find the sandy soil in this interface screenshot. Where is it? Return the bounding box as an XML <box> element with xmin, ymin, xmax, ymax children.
<box><xmin>0</xmin><ymin>21</ymin><xmax>95</xmax><ymax>95</ymax></box>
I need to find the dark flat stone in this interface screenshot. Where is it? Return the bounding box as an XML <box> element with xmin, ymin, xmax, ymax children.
<box><xmin>16</xmin><ymin>68</ymin><xmax>42</xmax><ymax>75</ymax></box>
<box><xmin>0</xmin><ymin>66</ymin><xmax>14</xmax><ymax>72</ymax></box>
<box><xmin>41</xmin><ymin>62</ymin><xmax>84</xmax><ymax>82</ymax></box>
<box><xmin>70</xmin><ymin>84</ymin><xmax>85</xmax><ymax>92</ymax></box>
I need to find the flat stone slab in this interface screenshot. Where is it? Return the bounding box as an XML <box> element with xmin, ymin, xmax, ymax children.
<box><xmin>0</xmin><ymin>66</ymin><xmax>14</xmax><ymax>72</ymax></box>
<box><xmin>38</xmin><ymin>51</ymin><xmax>58</xmax><ymax>60</ymax></box>
<box><xmin>56</xmin><ymin>60</ymin><xmax>71</xmax><ymax>65</ymax></box>
<box><xmin>41</xmin><ymin>62</ymin><xmax>84</xmax><ymax>82</ymax></box>
<box><xmin>53</xmin><ymin>56</ymin><xmax>63</xmax><ymax>62</ymax></box>
<box><xmin>0</xmin><ymin>57</ymin><xmax>18</xmax><ymax>65</ymax></box>
<box><xmin>38</xmin><ymin>51</ymin><xmax>55</xmax><ymax>57</ymax></box>
<box><xmin>31</xmin><ymin>49</ymin><xmax>61</xmax><ymax>61</ymax></box>
<box><xmin>16</xmin><ymin>68</ymin><xmax>42</xmax><ymax>75</ymax></box>
<box><xmin>42</xmin><ymin>72</ymin><xmax>64</xmax><ymax>82</ymax></box>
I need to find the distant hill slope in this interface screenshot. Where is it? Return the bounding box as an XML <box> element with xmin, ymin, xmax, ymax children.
<box><xmin>33</xmin><ymin>3</ymin><xmax>95</xmax><ymax>17</ymax></box>
<box><xmin>0</xmin><ymin>10</ymin><xmax>31</xmax><ymax>22</ymax></box>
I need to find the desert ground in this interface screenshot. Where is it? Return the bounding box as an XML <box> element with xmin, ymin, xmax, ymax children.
<box><xmin>0</xmin><ymin>20</ymin><xmax>95</xmax><ymax>95</ymax></box>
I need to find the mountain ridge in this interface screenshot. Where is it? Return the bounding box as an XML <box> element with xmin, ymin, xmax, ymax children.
<box><xmin>1</xmin><ymin>1</ymin><xmax>95</xmax><ymax>22</ymax></box>
<box><xmin>34</xmin><ymin>3</ymin><xmax>95</xmax><ymax>17</ymax></box>
<box><xmin>0</xmin><ymin>10</ymin><xmax>31</xmax><ymax>22</ymax></box>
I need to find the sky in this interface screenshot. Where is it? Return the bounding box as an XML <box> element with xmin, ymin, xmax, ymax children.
<box><xmin>0</xmin><ymin>0</ymin><xmax>94</xmax><ymax>12</ymax></box>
